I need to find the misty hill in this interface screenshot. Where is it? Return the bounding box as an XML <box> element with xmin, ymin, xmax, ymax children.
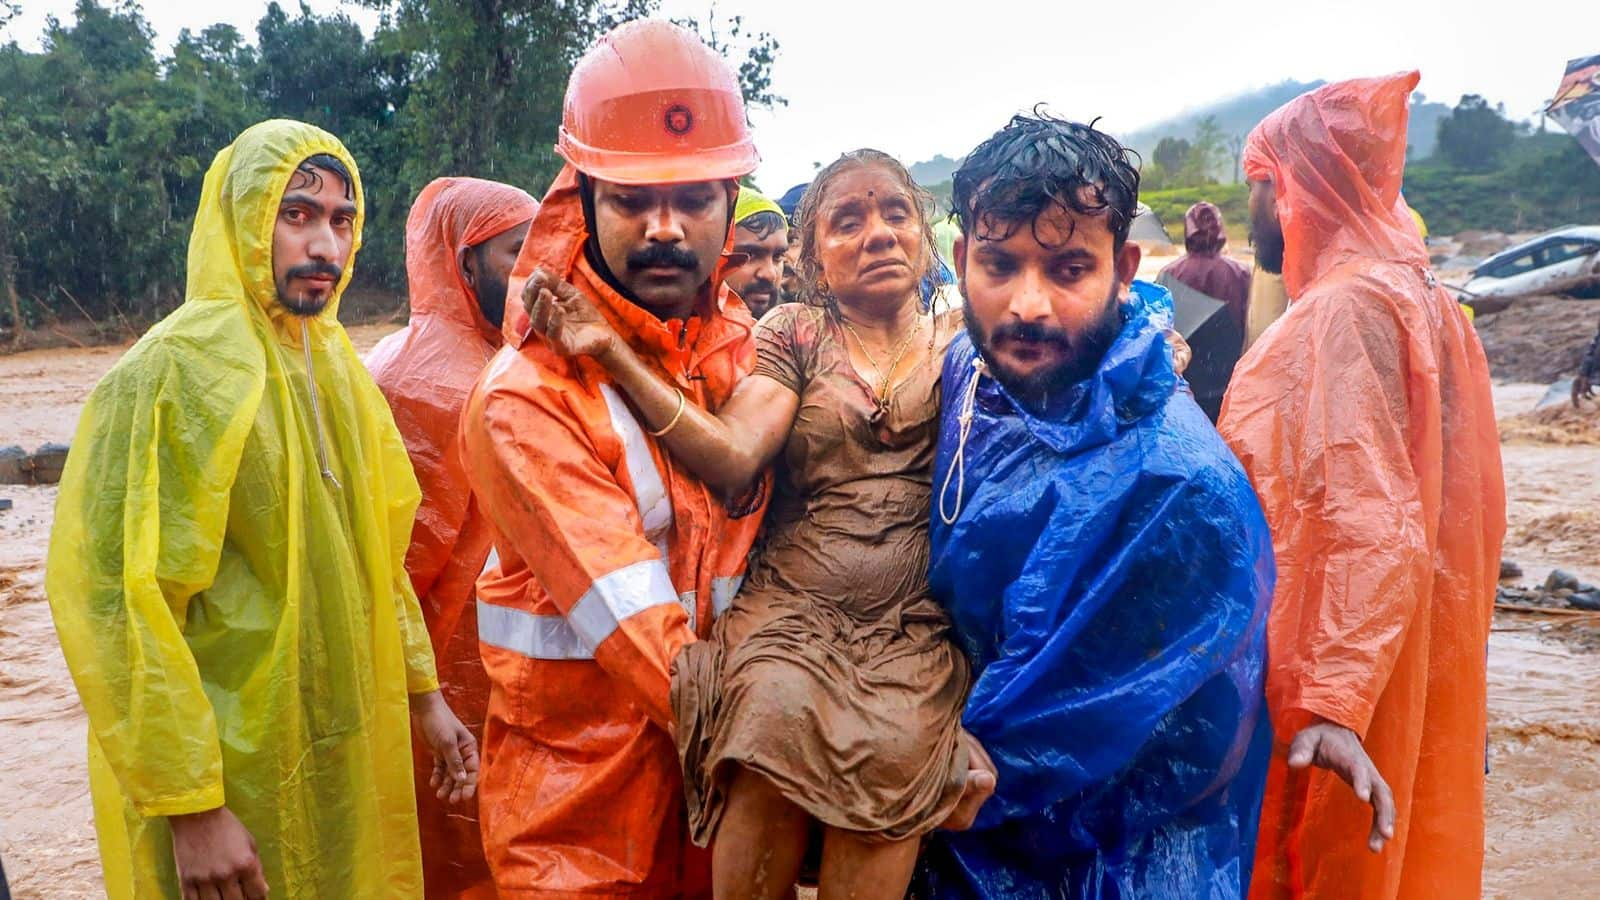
<box><xmin>1118</xmin><ymin>79</ymin><xmax>1453</xmax><ymax>163</ymax></box>
<box><xmin>909</xmin><ymin>154</ymin><xmax>963</xmax><ymax>187</ymax></box>
<box><xmin>907</xmin><ymin>79</ymin><xmax>1459</xmax><ymax>206</ymax></box>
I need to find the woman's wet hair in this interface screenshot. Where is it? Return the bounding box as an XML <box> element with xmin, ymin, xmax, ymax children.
<box><xmin>952</xmin><ymin>111</ymin><xmax>1140</xmax><ymax>252</ymax></box>
<box><xmin>794</xmin><ymin>149</ymin><xmax>937</xmax><ymax>307</ymax></box>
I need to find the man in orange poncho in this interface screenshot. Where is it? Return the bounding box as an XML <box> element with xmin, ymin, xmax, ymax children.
<box><xmin>367</xmin><ymin>176</ymin><xmax>538</xmax><ymax>899</ymax></box>
<box><xmin>457</xmin><ymin>20</ymin><xmax>769</xmax><ymax>897</ymax></box>
<box><xmin>1218</xmin><ymin>72</ymin><xmax>1506</xmax><ymax>899</ymax></box>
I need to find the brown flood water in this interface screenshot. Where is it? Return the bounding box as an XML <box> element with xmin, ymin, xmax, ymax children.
<box><xmin>1</xmin><ymin>331</ymin><xmax>1596</xmax><ymax>897</ymax></box>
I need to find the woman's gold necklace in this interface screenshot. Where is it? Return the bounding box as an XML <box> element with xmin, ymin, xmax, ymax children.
<box><xmin>839</xmin><ymin>312</ymin><xmax>923</xmax><ymax>406</ymax></box>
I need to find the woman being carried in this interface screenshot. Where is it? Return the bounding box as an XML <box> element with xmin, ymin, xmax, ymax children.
<box><xmin>526</xmin><ymin>150</ymin><xmax>988</xmax><ymax>899</ymax></box>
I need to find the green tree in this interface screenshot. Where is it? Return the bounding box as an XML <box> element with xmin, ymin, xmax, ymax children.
<box><xmin>1180</xmin><ymin>115</ymin><xmax>1226</xmax><ymax>185</ymax></box>
<box><xmin>0</xmin><ymin>0</ymin><xmax>782</xmax><ymax>336</ymax></box>
<box><xmin>250</xmin><ymin>2</ymin><xmax>413</xmax><ymax>292</ymax></box>
<box><xmin>1436</xmin><ymin>94</ymin><xmax>1518</xmax><ymax>172</ymax></box>
<box><xmin>1152</xmin><ymin>136</ymin><xmax>1192</xmax><ymax>173</ymax></box>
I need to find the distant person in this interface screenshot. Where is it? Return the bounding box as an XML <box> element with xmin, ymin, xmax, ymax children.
<box><xmin>366</xmin><ymin>176</ymin><xmax>538</xmax><ymax>899</ymax></box>
<box><xmin>723</xmin><ymin>187</ymin><xmax>788</xmax><ymax>318</ymax></box>
<box><xmin>1219</xmin><ymin>73</ymin><xmax>1506</xmax><ymax>899</ymax></box>
<box><xmin>1573</xmin><ymin>317</ymin><xmax>1599</xmax><ymax>407</ymax></box>
<box><xmin>777</xmin><ymin>181</ymin><xmax>810</xmax><ymax>304</ymax></box>
<box><xmin>919</xmin><ymin>112</ymin><xmax>1276</xmax><ymax>899</ymax></box>
<box><xmin>46</xmin><ymin>120</ymin><xmax>476</xmax><ymax>899</ymax></box>
<box><xmin>1157</xmin><ymin>201</ymin><xmax>1250</xmax><ymax>333</ymax></box>
<box><xmin>1157</xmin><ymin>202</ymin><xmax>1252</xmax><ymax>420</ymax></box>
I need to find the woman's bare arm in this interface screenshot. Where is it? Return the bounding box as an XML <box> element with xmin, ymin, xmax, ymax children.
<box><xmin>525</xmin><ymin>268</ymin><xmax>798</xmax><ymax>495</ymax></box>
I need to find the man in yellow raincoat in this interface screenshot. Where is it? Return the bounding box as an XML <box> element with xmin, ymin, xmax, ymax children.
<box><xmin>46</xmin><ymin>119</ymin><xmax>477</xmax><ymax>899</ymax></box>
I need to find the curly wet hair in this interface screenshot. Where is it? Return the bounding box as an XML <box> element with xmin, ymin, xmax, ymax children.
<box><xmin>792</xmin><ymin>149</ymin><xmax>939</xmax><ymax>308</ymax></box>
<box><xmin>952</xmin><ymin>110</ymin><xmax>1140</xmax><ymax>253</ymax></box>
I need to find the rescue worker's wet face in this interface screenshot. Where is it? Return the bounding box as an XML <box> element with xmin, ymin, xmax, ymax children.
<box><xmin>273</xmin><ymin>162</ymin><xmax>356</xmax><ymax>316</ymax></box>
<box><xmin>591</xmin><ymin>178</ymin><xmax>729</xmax><ymax>313</ymax></box>
<box><xmin>812</xmin><ymin>165</ymin><xmax>922</xmax><ymax>307</ymax></box>
<box><xmin>1249</xmin><ymin>178</ymin><xmax>1285</xmax><ymax>275</ymax></box>
<box><xmin>464</xmin><ymin>221</ymin><xmax>530</xmax><ymax>328</ymax></box>
<box><xmin>724</xmin><ymin>213</ymin><xmax>788</xmax><ymax>318</ymax></box>
<box><xmin>958</xmin><ymin>199</ymin><xmax>1138</xmax><ymax>401</ymax></box>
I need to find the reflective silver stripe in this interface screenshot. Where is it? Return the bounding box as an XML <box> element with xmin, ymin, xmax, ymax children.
<box><xmin>477</xmin><ymin>600</ymin><xmax>592</xmax><ymax>660</ymax></box>
<box><xmin>600</xmin><ymin>384</ymin><xmax>673</xmax><ymax>560</ymax></box>
<box><xmin>571</xmin><ymin>558</ymin><xmax>677</xmax><ymax>648</ymax></box>
<box><xmin>678</xmin><ymin>590</ymin><xmax>697</xmax><ymax>633</ymax></box>
<box><xmin>711</xmin><ymin>575</ymin><xmax>743</xmax><ymax>616</ymax></box>
<box><xmin>477</xmin><ymin>560</ymin><xmax>680</xmax><ymax>661</ymax></box>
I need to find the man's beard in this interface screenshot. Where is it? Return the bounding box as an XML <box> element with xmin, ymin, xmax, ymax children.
<box><xmin>965</xmin><ymin>281</ymin><xmax>1123</xmax><ymax>411</ymax></box>
<box><xmin>276</xmin><ymin>262</ymin><xmax>342</xmax><ymax>317</ymax></box>
<box><xmin>1250</xmin><ymin>218</ymin><xmax>1285</xmax><ymax>275</ymax></box>
<box><xmin>740</xmin><ymin>277</ymin><xmax>777</xmax><ymax>316</ymax></box>
<box><xmin>473</xmin><ymin>253</ymin><xmax>509</xmax><ymax>328</ymax></box>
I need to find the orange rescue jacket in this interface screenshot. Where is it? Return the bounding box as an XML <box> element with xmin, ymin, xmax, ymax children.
<box><xmin>461</xmin><ymin>166</ymin><xmax>765</xmax><ymax>898</ymax></box>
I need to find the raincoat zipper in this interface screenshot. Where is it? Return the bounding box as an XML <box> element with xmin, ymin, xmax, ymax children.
<box><xmin>301</xmin><ymin>318</ymin><xmax>343</xmax><ymax>490</ymax></box>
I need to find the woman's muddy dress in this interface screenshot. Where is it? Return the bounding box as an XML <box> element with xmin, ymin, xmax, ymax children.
<box><xmin>672</xmin><ymin>303</ymin><xmax>971</xmax><ymax>844</ymax></box>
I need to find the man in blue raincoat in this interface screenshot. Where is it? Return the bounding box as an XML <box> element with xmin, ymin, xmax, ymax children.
<box><xmin>917</xmin><ymin>113</ymin><xmax>1276</xmax><ymax>899</ymax></box>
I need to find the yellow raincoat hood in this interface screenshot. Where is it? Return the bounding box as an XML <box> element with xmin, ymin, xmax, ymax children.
<box><xmin>46</xmin><ymin>119</ymin><xmax>437</xmax><ymax>898</ymax></box>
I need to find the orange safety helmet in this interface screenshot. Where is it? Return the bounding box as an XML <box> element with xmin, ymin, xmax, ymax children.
<box><xmin>557</xmin><ymin>19</ymin><xmax>760</xmax><ymax>185</ymax></box>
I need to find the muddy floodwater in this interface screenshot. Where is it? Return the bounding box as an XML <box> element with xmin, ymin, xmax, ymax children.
<box><xmin>2</xmin><ymin>325</ymin><xmax>1597</xmax><ymax>898</ymax></box>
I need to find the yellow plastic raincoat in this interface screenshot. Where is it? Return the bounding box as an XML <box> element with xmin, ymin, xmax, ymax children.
<box><xmin>46</xmin><ymin>119</ymin><xmax>438</xmax><ymax>898</ymax></box>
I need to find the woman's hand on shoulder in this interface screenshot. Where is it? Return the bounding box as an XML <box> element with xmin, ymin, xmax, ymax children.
<box><xmin>524</xmin><ymin>267</ymin><xmax>622</xmax><ymax>363</ymax></box>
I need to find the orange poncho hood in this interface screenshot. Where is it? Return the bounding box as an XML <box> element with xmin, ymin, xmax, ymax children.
<box><xmin>1243</xmin><ymin>71</ymin><xmax>1428</xmax><ymax>299</ymax></box>
<box><xmin>406</xmin><ymin>176</ymin><xmax>540</xmax><ymax>344</ymax></box>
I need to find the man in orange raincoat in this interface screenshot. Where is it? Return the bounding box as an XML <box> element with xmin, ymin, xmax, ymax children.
<box><xmin>1218</xmin><ymin>73</ymin><xmax>1506</xmax><ymax>899</ymax></box>
<box><xmin>457</xmin><ymin>20</ymin><xmax>768</xmax><ymax>897</ymax></box>
<box><xmin>367</xmin><ymin>176</ymin><xmax>539</xmax><ymax>899</ymax></box>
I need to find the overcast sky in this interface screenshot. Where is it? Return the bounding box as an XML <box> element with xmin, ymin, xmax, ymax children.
<box><xmin>7</xmin><ymin>0</ymin><xmax>1593</xmax><ymax>192</ymax></box>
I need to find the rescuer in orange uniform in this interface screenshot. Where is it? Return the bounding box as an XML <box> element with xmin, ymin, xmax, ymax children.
<box><xmin>367</xmin><ymin>176</ymin><xmax>538</xmax><ymax>899</ymax></box>
<box><xmin>1218</xmin><ymin>73</ymin><xmax>1506</xmax><ymax>899</ymax></box>
<box><xmin>458</xmin><ymin>20</ymin><xmax>768</xmax><ymax>897</ymax></box>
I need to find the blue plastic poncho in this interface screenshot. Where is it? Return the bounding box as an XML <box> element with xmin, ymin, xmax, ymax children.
<box><xmin>918</xmin><ymin>281</ymin><xmax>1275</xmax><ymax>899</ymax></box>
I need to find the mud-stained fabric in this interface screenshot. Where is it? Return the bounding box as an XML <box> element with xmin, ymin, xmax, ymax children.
<box><xmin>673</xmin><ymin>303</ymin><xmax>972</xmax><ymax>845</ymax></box>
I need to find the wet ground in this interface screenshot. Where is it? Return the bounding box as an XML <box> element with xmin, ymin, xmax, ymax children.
<box><xmin>1</xmin><ymin>324</ymin><xmax>1596</xmax><ymax>897</ymax></box>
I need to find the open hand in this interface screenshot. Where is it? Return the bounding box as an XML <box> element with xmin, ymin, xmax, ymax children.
<box><xmin>411</xmin><ymin>690</ymin><xmax>479</xmax><ymax>805</ymax></box>
<box><xmin>940</xmin><ymin>730</ymin><xmax>998</xmax><ymax>832</ymax></box>
<box><xmin>523</xmin><ymin>267</ymin><xmax>620</xmax><ymax>360</ymax></box>
<box><xmin>1287</xmin><ymin>718</ymin><xmax>1396</xmax><ymax>853</ymax></box>
<box><xmin>169</xmin><ymin>806</ymin><xmax>269</xmax><ymax>900</ymax></box>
